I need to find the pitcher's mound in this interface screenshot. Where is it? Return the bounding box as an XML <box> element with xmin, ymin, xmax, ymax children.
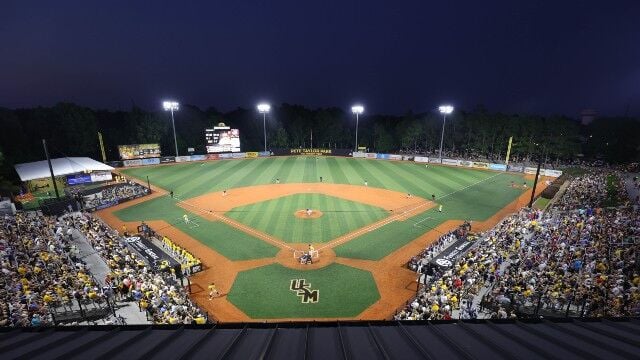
<box><xmin>294</xmin><ymin>209</ymin><xmax>323</xmax><ymax>219</ymax></box>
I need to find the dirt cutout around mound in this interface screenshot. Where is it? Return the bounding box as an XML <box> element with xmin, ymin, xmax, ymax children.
<box><xmin>97</xmin><ymin>173</ymin><xmax>549</xmax><ymax>323</ymax></box>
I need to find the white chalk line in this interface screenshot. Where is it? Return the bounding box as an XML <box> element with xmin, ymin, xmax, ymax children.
<box><xmin>317</xmin><ymin>200</ymin><xmax>431</xmax><ymax>251</ymax></box>
<box><xmin>172</xmin><ymin>195</ymin><xmax>295</xmax><ymax>251</ymax></box>
<box><xmin>319</xmin><ymin>172</ymin><xmax>505</xmax><ymax>250</ymax></box>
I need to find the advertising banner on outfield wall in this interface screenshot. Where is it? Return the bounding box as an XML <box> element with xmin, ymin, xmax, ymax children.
<box><xmin>429</xmin><ymin>157</ymin><xmax>442</xmax><ymax>163</ymax></box>
<box><xmin>231</xmin><ymin>152</ymin><xmax>246</xmax><ymax>159</ymax></box>
<box><xmin>489</xmin><ymin>164</ymin><xmax>507</xmax><ymax>171</ymax></box>
<box><xmin>352</xmin><ymin>152</ymin><xmax>366</xmax><ymax>158</ymax></box>
<box><xmin>175</xmin><ymin>156</ymin><xmax>191</xmax><ymax>163</ymax></box>
<box><xmin>258</xmin><ymin>151</ymin><xmax>271</xmax><ymax>157</ymax></box>
<box><xmin>442</xmin><ymin>159</ymin><xmax>460</xmax><ymax>166</ymax></box>
<box><xmin>389</xmin><ymin>154</ymin><xmax>403</xmax><ymax>160</ymax></box>
<box><xmin>472</xmin><ymin>162</ymin><xmax>490</xmax><ymax>169</ymax></box>
<box><xmin>160</xmin><ymin>156</ymin><xmax>175</xmax><ymax>163</ymax></box>
<box><xmin>108</xmin><ymin>161</ymin><xmax>123</xmax><ymax>168</ymax></box>
<box><xmin>219</xmin><ymin>153</ymin><xmax>232</xmax><ymax>159</ymax></box>
<box><xmin>141</xmin><ymin>158</ymin><xmax>160</xmax><ymax>166</ymax></box>
<box><xmin>365</xmin><ymin>153</ymin><xmax>377</xmax><ymax>159</ymax></box>
<box><xmin>290</xmin><ymin>148</ymin><xmax>333</xmax><ymax>156</ymax></box>
<box><xmin>524</xmin><ymin>167</ymin><xmax>538</xmax><ymax>175</ymax></box>
<box><xmin>543</xmin><ymin>169</ymin><xmax>563</xmax><ymax>177</ymax></box>
<box><xmin>206</xmin><ymin>154</ymin><xmax>219</xmax><ymax>160</ymax></box>
<box><xmin>245</xmin><ymin>152</ymin><xmax>258</xmax><ymax>158</ymax></box>
<box><xmin>190</xmin><ymin>155</ymin><xmax>206</xmax><ymax>161</ymax></box>
<box><xmin>123</xmin><ymin>159</ymin><xmax>143</xmax><ymax>167</ymax></box>
<box><xmin>414</xmin><ymin>156</ymin><xmax>429</xmax><ymax>163</ymax></box>
<box><xmin>402</xmin><ymin>155</ymin><xmax>414</xmax><ymax>161</ymax></box>
<box><xmin>376</xmin><ymin>153</ymin><xmax>390</xmax><ymax>160</ymax></box>
<box><xmin>507</xmin><ymin>165</ymin><xmax>523</xmax><ymax>173</ymax></box>
<box><xmin>124</xmin><ymin>236</ymin><xmax>179</xmax><ymax>268</ymax></box>
<box><xmin>460</xmin><ymin>160</ymin><xmax>473</xmax><ymax>167</ymax></box>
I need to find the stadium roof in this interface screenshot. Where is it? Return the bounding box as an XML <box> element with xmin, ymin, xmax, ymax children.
<box><xmin>0</xmin><ymin>318</ymin><xmax>638</xmax><ymax>360</ymax></box>
<box><xmin>14</xmin><ymin>157</ymin><xmax>114</xmax><ymax>182</ymax></box>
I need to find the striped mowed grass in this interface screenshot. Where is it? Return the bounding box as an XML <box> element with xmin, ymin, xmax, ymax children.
<box><xmin>121</xmin><ymin>156</ymin><xmax>499</xmax><ymax>200</ymax></box>
<box><xmin>225</xmin><ymin>193</ymin><xmax>388</xmax><ymax>243</ymax></box>
<box><xmin>119</xmin><ymin>157</ymin><xmax>530</xmax><ymax>260</ymax></box>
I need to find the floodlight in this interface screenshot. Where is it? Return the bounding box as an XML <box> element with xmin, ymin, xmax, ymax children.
<box><xmin>163</xmin><ymin>101</ymin><xmax>180</xmax><ymax>111</ymax></box>
<box><xmin>257</xmin><ymin>103</ymin><xmax>271</xmax><ymax>113</ymax></box>
<box><xmin>351</xmin><ymin>105</ymin><xmax>364</xmax><ymax>114</ymax></box>
<box><xmin>438</xmin><ymin>105</ymin><xmax>454</xmax><ymax>114</ymax></box>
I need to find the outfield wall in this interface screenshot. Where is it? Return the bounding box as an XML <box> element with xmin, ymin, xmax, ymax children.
<box><xmin>108</xmin><ymin>150</ymin><xmax>562</xmax><ymax>177</ymax></box>
<box><xmin>351</xmin><ymin>152</ymin><xmax>562</xmax><ymax>177</ymax></box>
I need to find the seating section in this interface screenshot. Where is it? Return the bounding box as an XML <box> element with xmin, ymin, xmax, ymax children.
<box><xmin>399</xmin><ymin>172</ymin><xmax>640</xmax><ymax>320</ymax></box>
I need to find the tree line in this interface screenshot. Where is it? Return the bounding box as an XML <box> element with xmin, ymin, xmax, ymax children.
<box><xmin>0</xmin><ymin>102</ymin><xmax>638</xmax><ymax>181</ymax></box>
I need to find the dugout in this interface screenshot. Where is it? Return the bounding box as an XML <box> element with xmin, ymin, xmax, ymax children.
<box><xmin>13</xmin><ymin>157</ymin><xmax>114</xmax><ymax>212</ymax></box>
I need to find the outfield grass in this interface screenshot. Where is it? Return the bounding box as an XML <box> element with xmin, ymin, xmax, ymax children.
<box><xmin>121</xmin><ymin>157</ymin><xmax>495</xmax><ymax>200</ymax></box>
<box><xmin>226</xmin><ymin>193</ymin><xmax>388</xmax><ymax>243</ymax></box>
<box><xmin>227</xmin><ymin>263</ymin><xmax>379</xmax><ymax>318</ymax></box>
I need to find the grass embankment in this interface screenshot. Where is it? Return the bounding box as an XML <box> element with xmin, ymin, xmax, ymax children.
<box><xmin>603</xmin><ymin>174</ymin><xmax>624</xmax><ymax>207</ymax></box>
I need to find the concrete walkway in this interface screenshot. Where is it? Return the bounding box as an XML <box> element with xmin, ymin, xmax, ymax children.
<box><xmin>623</xmin><ymin>173</ymin><xmax>639</xmax><ymax>204</ymax></box>
<box><xmin>66</xmin><ymin>216</ymin><xmax>151</xmax><ymax>325</ymax></box>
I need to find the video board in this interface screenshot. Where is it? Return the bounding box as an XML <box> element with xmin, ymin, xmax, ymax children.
<box><xmin>205</xmin><ymin>126</ymin><xmax>241</xmax><ymax>153</ymax></box>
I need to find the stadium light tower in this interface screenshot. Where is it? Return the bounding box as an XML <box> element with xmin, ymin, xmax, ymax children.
<box><xmin>257</xmin><ymin>103</ymin><xmax>271</xmax><ymax>152</ymax></box>
<box><xmin>438</xmin><ymin>105</ymin><xmax>454</xmax><ymax>163</ymax></box>
<box><xmin>351</xmin><ymin>105</ymin><xmax>364</xmax><ymax>151</ymax></box>
<box><xmin>163</xmin><ymin>101</ymin><xmax>180</xmax><ymax>156</ymax></box>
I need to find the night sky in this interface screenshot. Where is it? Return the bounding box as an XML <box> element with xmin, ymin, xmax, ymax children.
<box><xmin>2</xmin><ymin>0</ymin><xmax>638</xmax><ymax>116</ymax></box>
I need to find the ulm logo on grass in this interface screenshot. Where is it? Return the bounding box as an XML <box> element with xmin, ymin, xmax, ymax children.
<box><xmin>290</xmin><ymin>279</ymin><xmax>319</xmax><ymax>303</ymax></box>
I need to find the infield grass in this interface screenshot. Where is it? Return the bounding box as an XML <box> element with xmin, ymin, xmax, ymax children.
<box><xmin>226</xmin><ymin>193</ymin><xmax>388</xmax><ymax>243</ymax></box>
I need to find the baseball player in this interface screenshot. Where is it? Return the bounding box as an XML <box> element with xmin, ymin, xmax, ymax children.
<box><xmin>208</xmin><ymin>282</ymin><xmax>219</xmax><ymax>300</ymax></box>
<box><xmin>183</xmin><ymin>214</ymin><xmax>190</xmax><ymax>224</ymax></box>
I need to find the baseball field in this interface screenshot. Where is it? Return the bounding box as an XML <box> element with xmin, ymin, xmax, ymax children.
<box><xmin>96</xmin><ymin>156</ymin><xmax>546</xmax><ymax>321</ymax></box>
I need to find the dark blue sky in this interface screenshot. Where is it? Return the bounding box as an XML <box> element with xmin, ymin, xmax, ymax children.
<box><xmin>1</xmin><ymin>0</ymin><xmax>638</xmax><ymax>116</ymax></box>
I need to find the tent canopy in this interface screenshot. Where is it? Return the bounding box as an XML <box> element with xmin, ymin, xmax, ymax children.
<box><xmin>14</xmin><ymin>157</ymin><xmax>114</xmax><ymax>182</ymax></box>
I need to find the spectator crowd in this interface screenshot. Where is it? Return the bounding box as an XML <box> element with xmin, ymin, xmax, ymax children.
<box><xmin>83</xmin><ymin>182</ymin><xmax>149</xmax><ymax>210</ymax></box>
<box><xmin>397</xmin><ymin>171</ymin><xmax>639</xmax><ymax>321</ymax></box>
<box><xmin>67</xmin><ymin>213</ymin><xmax>209</xmax><ymax>325</ymax></box>
<box><xmin>0</xmin><ymin>208</ymin><xmax>209</xmax><ymax>327</ymax></box>
<box><xmin>0</xmin><ymin>213</ymin><xmax>103</xmax><ymax>326</ymax></box>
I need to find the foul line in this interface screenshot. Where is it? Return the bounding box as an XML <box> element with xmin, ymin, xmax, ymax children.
<box><xmin>438</xmin><ymin>172</ymin><xmax>504</xmax><ymax>201</ymax></box>
<box><xmin>317</xmin><ymin>200</ymin><xmax>432</xmax><ymax>251</ymax></box>
<box><xmin>319</xmin><ymin>172</ymin><xmax>504</xmax><ymax>251</ymax></box>
<box><xmin>172</xmin><ymin>195</ymin><xmax>295</xmax><ymax>251</ymax></box>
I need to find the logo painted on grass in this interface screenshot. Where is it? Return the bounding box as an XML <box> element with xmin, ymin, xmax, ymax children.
<box><xmin>290</xmin><ymin>279</ymin><xmax>319</xmax><ymax>303</ymax></box>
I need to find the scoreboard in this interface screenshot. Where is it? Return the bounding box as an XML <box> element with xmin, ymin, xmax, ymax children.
<box><xmin>206</xmin><ymin>125</ymin><xmax>241</xmax><ymax>153</ymax></box>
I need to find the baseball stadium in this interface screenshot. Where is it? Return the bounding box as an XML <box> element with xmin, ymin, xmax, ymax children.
<box><xmin>3</xmin><ymin>2</ymin><xmax>640</xmax><ymax>357</ymax></box>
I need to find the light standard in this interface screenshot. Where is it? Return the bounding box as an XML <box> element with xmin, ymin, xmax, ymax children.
<box><xmin>351</xmin><ymin>105</ymin><xmax>364</xmax><ymax>151</ymax></box>
<box><xmin>257</xmin><ymin>103</ymin><xmax>271</xmax><ymax>152</ymax></box>
<box><xmin>438</xmin><ymin>105</ymin><xmax>454</xmax><ymax>163</ymax></box>
<box><xmin>163</xmin><ymin>101</ymin><xmax>180</xmax><ymax>156</ymax></box>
